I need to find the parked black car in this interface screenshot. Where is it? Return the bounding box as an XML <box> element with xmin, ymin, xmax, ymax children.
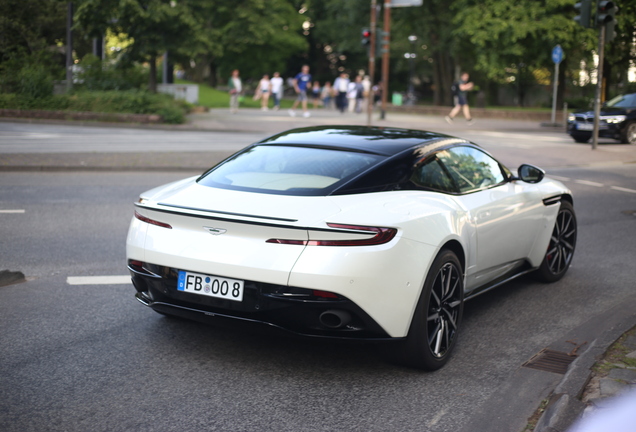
<box><xmin>567</xmin><ymin>93</ymin><xmax>636</xmax><ymax>144</ymax></box>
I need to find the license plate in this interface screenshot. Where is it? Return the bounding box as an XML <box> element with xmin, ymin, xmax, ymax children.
<box><xmin>576</xmin><ymin>123</ymin><xmax>593</xmax><ymax>131</ymax></box>
<box><xmin>177</xmin><ymin>270</ymin><xmax>244</xmax><ymax>302</ymax></box>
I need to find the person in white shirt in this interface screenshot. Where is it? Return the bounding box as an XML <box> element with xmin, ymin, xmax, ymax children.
<box><xmin>270</xmin><ymin>72</ymin><xmax>284</xmax><ymax>111</ymax></box>
<box><xmin>347</xmin><ymin>75</ymin><xmax>363</xmax><ymax>113</ymax></box>
<box><xmin>333</xmin><ymin>73</ymin><xmax>349</xmax><ymax>113</ymax></box>
<box><xmin>254</xmin><ymin>74</ymin><xmax>271</xmax><ymax>111</ymax></box>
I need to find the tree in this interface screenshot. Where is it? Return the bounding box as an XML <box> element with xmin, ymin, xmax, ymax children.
<box><xmin>451</xmin><ymin>0</ymin><xmax>595</xmax><ymax>106</ymax></box>
<box><xmin>75</xmin><ymin>0</ymin><xmax>201</xmax><ymax>91</ymax></box>
<box><xmin>604</xmin><ymin>0</ymin><xmax>636</xmax><ymax>97</ymax></box>
<box><xmin>172</xmin><ymin>0</ymin><xmax>306</xmax><ymax>87</ymax></box>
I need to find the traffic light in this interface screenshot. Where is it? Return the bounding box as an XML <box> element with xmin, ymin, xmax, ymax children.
<box><xmin>596</xmin><ymin>1</ymin><xmax>615</xmax><ymax>27</ymax></box>
<box><xmin>574</xmin><ymin>0</ymin><xmax>592</xmax><ymax>28</ymax></box>
<box><xmin>361</xmin><ymin>28</ymin><xmax>371</xmax><ymax>46</ymax></box>
<box><xmin>597</xmin><ymin>1</ymin><xmax>618</xmax><ymax>41</ymax></box>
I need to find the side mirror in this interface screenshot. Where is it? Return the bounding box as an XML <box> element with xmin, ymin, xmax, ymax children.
<box><xmin>514</xmin><ymin>164</ymin><xmax>545</xmax><ymax>184</ymax></box>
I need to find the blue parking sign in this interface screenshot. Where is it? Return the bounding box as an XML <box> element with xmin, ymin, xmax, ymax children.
<box><xmin>552</xmin><ymin>45</ymin><xmax>563</xmax><ymax>64</ymax></box>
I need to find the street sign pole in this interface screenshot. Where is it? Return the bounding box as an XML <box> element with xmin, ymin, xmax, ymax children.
<box><xmin>551</xmin><ymin>61</ymin><xmax>559</xmax><ymax>124</ymax></box>
<box><xmin>592</xmin><ymin>25</ymin><xmax>606</xmax><ymax>150</ymax></box>
<box><xmin>550</xmin><ymin>45</ymin><xmax>563</xmax><ymax>125</ymax></box>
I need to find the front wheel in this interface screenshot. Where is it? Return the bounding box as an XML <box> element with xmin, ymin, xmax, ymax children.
<box><xmin>620</xmin><ymin>121</ymin><xmax>636</xmax><ymax>145</ymax></box>
<box><xmin>535</xmin><ymin>200</ymin><xmax>577</xmax><ymax>282</ymax></box>
<box><xmin>391</xmin><ymin>250</ymin><xmax>464</xmax><ymax>370</ymax></box>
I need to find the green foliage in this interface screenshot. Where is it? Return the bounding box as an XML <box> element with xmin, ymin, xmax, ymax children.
<box><xmin>0</xmin><ymin>90</ymin><xmax>189</xmax><ymax>124</ymax></box>
<box><xmin>451</xmin><ymin>0</ymin><xmax>591</xmax><ymax>81</ymax></box>
<box><xmin>0</xmin><ymin>0</ymin><xmax>66</xmax><ymax>62</ymax></box>
<box><xmin>76</xmin><ymin>54</ymin><xmax>147</xmax><ymax>91</ymax></box>
<box><xmin>178</xmin><ymin>0</ymin><xmax>307</xmax><ymax>83</ymax></box>
<box><xmin>17</xmin><ymin>64</ymin><xmax>54</xmax><ymax>99</ymax></box>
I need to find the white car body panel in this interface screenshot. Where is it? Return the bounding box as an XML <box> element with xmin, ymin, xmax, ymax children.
<box><xmin>127</xmin><ymin>176</ymin><xmax>570</xmax><ymax>338</ymax></box>
<box><xmin>126</xmin><ymin>136</ymin><xmax>573</xmax><ymax>342</ymax></box>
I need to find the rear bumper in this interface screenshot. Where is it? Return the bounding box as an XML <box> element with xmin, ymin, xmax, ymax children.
<box><xmin>129</xmin><ymin>261</ymin><xmax>393</xmax><ymax>340</ymax></box>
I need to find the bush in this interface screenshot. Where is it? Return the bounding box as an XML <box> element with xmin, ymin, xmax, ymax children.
<box><xmin>565</xmin><ymin>97</ymin><xmax>593</xmax><ymax>110</ymax></box>
<box><xmin>0</xmin><ymin>89</ymin><xmax>190</xmax><ymax>124</ymax></box>
<box><xmin>17</xmin><ymin>64</ymin><xmax>53</xmax><ymax>99</ymax></box>
<box><xmin>76</xmin><ymin>55</ymin><xmax>146</xmax><ymax>91</ymax></box>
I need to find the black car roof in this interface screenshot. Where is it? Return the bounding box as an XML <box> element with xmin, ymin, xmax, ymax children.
<box><xmin>257</xmin><ymin>125</ymin><xmax>464</xmax><ymax>156</ymax></box>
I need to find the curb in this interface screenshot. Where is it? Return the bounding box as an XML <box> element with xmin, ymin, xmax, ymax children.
<box><xmin>0</xmin><ymin>108</ymin><xmax>162</xmax><ymax>124</ymax></box>
<box><xmin>534</xmin><ymin>296</ymin><xmax>636</xmax><ymax>432</ymax></box>
<box><xmin>0</xmin><ymin>116</ymin><xmax>245</xmax><ymax>134</ymax></box>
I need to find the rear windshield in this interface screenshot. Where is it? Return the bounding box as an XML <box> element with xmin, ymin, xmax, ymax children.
<box><xmin>197</xmin><ymin>145</ymin><xmax>384</xmax><ymax>195</ymax></box>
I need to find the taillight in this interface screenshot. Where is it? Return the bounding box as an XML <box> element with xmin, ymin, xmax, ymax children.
<box><xmin>134</xmin><ymin>211</ymin><xmax>172</xmax><ymax>229</ymax></box>
<box><xmin>266</xmin><ymin>223</ymin><xmax>397</xmax><ymax>246</ymax></box>
<box><xmin>313</xmin><ymin>290</ymin><xmax>339</xmax><ymax>299</ymax></box>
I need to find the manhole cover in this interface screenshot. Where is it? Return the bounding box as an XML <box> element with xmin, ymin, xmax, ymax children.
<box><xmin>522</xmin><ymin>348</ymin><xmax>576</xmax><ymax>374</ymax></box>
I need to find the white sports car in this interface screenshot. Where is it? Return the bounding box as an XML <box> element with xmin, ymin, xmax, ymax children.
<box><xmin>127</xmin><ymin>126</ymin><xmax>576</xmax><ymax>370</ymax></box>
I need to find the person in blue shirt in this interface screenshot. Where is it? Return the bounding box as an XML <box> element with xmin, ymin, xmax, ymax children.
<box><xmin>289</xmin><ymin>65</ymin><xmax>312</xmax><ymax>118</ymax></box>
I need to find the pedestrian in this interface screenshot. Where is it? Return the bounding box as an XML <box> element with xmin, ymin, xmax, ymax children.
<box><xmin>347</xmin><ymin>75</ymin><xmax>363</xmax><ymax>113</ymax></box>
<box><xmin>333</xmin><ymin>72</ymin><xmax>349</xmax><ymax>113</ymax></box>
<box><xmin>289</xmin><ymin>65</ymin><xmax>312</xmax><ymax>118</ymax></box>
<box><xmin>270</xmin><ymin>72</ymin><xmax>284</xmax><ymax>111</ymax></box>
<box><xmin>311</xmin><ymin>81</ymin><xmax>321</xmax><ymax>109</ymax></box>
<box><xmin>373</xmin><ymin>81</ymin><xmax>382</xmax><ymax>106</ymax></box>
<box><xmin>445</xmin><ymin>72</ymin><xmax>474</xmax><ymax>125</ymax></box>
<box><xmin>254</xmin><ymin>74</ymin><xmax>271</xmax><ymax>111</ymax></box>
<box><xmin>361</xmin><ymin>75</ymin><xmax>371</xmax><ymax>112</ymax></box>
<box><xmin>321</xmin><ymin>82</ymin><xmax>333</xmax><ymax>109</ymax></box>
<box><xmin>228</xmin><ymin>69</ymin><xmax>242</xmax><ymax>114</ymax></box>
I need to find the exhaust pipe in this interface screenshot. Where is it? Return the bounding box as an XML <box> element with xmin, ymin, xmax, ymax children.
<box><xmin>319</xmin><ymin>309</ymin><xmax>352</xmax><ymax>329</ymax></box>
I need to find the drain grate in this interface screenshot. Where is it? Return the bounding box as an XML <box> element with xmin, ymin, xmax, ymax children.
<box><xmin>522</xmin><ymin>348</ymin><xmax>576</xmax><ymax>374</ymax></box>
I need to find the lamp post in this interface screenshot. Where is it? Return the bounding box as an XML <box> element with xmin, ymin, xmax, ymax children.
<box><xmin>406</xmin><ymin>35</ymin><xmax>417</xmax><ymax>105</ymax></box>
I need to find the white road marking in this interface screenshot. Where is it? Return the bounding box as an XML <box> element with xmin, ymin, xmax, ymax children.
<box><xmin>427</xmin><ymin>408</ymin><xmax>448</xmax><ymax>427</ymax></box>
<box><xmin>67</xmin><ymin>276</ymin><xmax>131</xmax><ymax>285</ymax></box>
<box><xmin>0</xmin><ymin>209</ymin><xmax>25</xmax><ymax>213</ymax></box>
<box><xmin>574</xmin><ymin>179</ymin><xmax>604</xmax><ymax>187</ymax></box>
<box><xmin>474</xmin><ymin>131</ymin><xmax>567</xmax><ymax>142</ymax></box>
<box><xmin>611</xmin><ymin>186</ymin><xmax>636</xmax><ymax>194</ymax></box>
<box><xmin>548</xmin><ymin>175</ymin><xmax>570</xmax><ymax>181</ymax></box>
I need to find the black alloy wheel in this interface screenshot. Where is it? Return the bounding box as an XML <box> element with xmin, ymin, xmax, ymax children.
<box><xmin>391</xmin><ymin>249</ymin><xmax>464</xmax><ymax>370</ymax></box>
<box><xmin>426</xmin><ymin>260</ymin><xmax>463</xmax><ymax>359</ymax></box>
<box><xmin>536</xmin><ymin>200</ymin><xmax>577</xmax><ymax>282</ymax></box>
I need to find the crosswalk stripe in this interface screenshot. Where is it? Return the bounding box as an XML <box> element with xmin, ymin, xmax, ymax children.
<box><xmin>67</xmin><ymin>276</ymin><xmax>131</xmax><ymax>285</ymax></box>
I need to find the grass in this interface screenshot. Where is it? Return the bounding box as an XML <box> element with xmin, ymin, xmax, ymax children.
<box><xmin>175</xmin><ymin>78</ymin><xmax>297</xmax><ymax>110</ymax></box>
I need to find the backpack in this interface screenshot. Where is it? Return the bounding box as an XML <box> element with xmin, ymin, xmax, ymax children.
<box><xmin>451</xmin><ymin>82</ymin><xmax>459</xmax><ymax>97</ymax></box>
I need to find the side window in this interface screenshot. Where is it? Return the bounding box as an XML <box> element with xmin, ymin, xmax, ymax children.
<box><xmin>437</xmin><ymin>146</ymin><xmax>505</xmax><ymax>193</ymax></box>
<box><xmin>411</xmin><ymin>156</ymin><xmax>457</xmax><ymax>192</ymax></box>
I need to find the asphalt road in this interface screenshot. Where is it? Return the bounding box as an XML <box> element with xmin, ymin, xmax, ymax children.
<box><xmin>1</xmin><ymin>121</ymin><xmax>636</xmax><ymax>432</ymax></box>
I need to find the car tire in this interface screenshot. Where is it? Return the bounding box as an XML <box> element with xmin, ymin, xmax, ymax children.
<box><xmin>572</xmin><ymin>134</ymin><xmax>591</xmax><ymax>143</ymax></box>
<box><xmin>620</xmin><ymin>121</ymin><xmax>636</xmax><ymax>145</ymax></box>
<box><xmin>390</xmin><ymin>249</ymin><xmax>464</xmax><ymax>370</ymax></box>
<box><xmin>535</xmin><ymin>200</ymin><xmax>577</xmax><ymax>283</ymax></box>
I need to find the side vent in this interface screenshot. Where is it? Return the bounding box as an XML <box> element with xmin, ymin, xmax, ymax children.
<box><xmin>542</xmin><ymin>195</ymin><xmax>562</xmax><ymax>206</ymax></box>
